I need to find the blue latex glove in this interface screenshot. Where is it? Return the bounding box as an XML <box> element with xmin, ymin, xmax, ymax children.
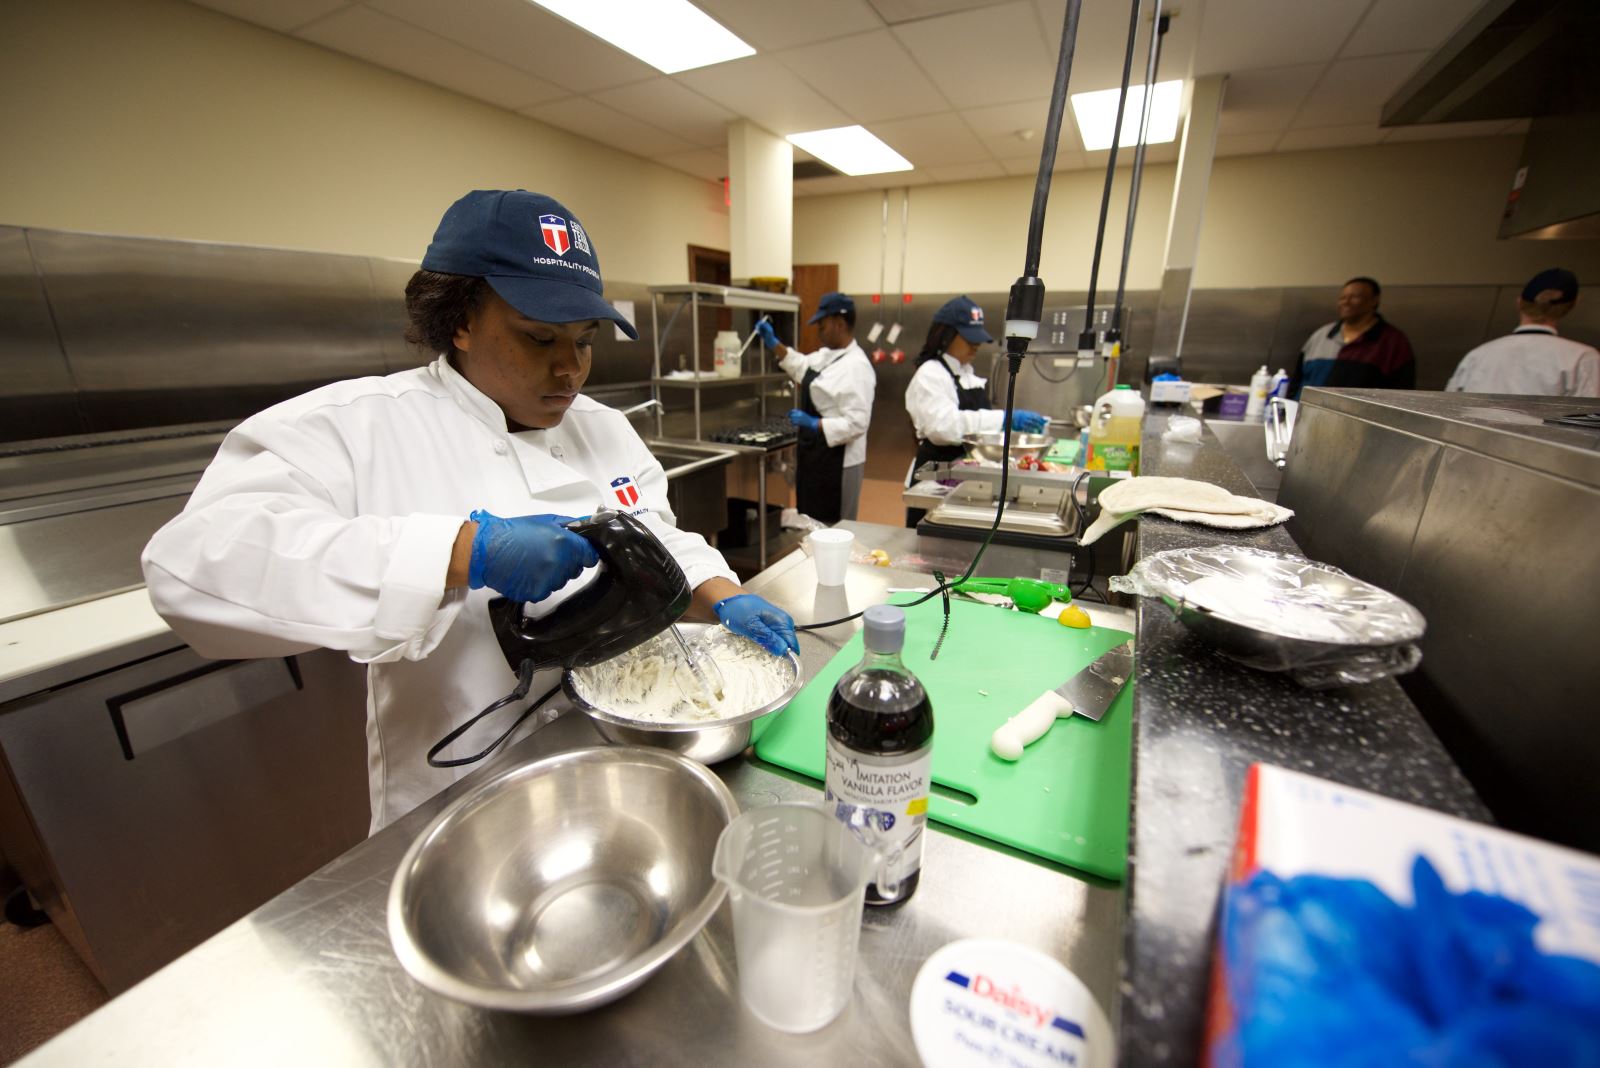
<box><xmin>714</xmin><ymin>594</ymin><xmax>800</xmax><ymax>656</ymax></box>
<box><xmin>754</xmin><ymin>319</ymin><xmax>781</xmax><ymax>349</ymax></box>
<box><xmin>789</xmin><ymin>408</ymin><xmax>821</xmax><ymax>433</ymax></box>
<box><xmin>1011</xmin><ymin>409</ymin><xmax>1048</xmax><ymax>433</ymax></box>
<box><xmin>467</xmin><ymin>510</ymin><xmax>600</xmax><ymax>604</ymax></box>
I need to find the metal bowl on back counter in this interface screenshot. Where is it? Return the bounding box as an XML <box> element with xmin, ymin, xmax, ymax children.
<box><xmin>1114</xmin><ymin>546</ymin><xmax>1427</xmax><ymax>689</ymax></box>
<box><xmin>962</xmin><ymin>431</ymin><xmax>1054</xmax><ymax>464</ymax></box>
<box><xmin>565</xmin><ymin>622</ymin><xmax>801</xmax><ymax>764</ymax></box>
<box><xmin>388</xmin><ymin>745</ymin><xmax>738</xmax><ymax>1013</ymax></box>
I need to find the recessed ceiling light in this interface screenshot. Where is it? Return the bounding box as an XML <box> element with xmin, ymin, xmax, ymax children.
<box><xmin>526</xmin><ymin>0</ymin><xmax>755</xmax><ymax>75</ymax></box>
<box><xmin>1071</xmin><ymin>80</ymin><xmax>1183</xmax><ymax>151</ymax></box>
<box><xmin>784</xmin><ymin>127</ymin><xmax>913</xmax><ymax>177</ymax></box>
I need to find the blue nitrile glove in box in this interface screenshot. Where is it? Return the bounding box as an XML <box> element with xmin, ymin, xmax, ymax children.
<box><xmin>1215</xmin><ymin>855</ymin><xmax>1600</xmax><ymax>1067</ymax></box>
<box><xmin>789</xmin><ymin>409</ymin><xmax>821</xmax><ymax>433</ymax></box>
<box><xmin>714</xmin><ymin>594</ymin><xmax>799</xmax><ymax>656</ymax></box>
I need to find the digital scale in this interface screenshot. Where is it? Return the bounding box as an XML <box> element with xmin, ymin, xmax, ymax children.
<box><xmin>905</xmin><ymin>462</ymin><xmax>1124</xmax><ymax>549</ymax></box>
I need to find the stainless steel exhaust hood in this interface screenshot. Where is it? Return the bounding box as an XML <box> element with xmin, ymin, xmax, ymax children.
<box><xmin>1382</xmin><ymin>0</ymin><xmax>1600</xmax><ymax>239</ymax></box>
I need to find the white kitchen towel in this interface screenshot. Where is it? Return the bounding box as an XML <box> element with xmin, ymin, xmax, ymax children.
<box><xmin>1080</xmin><ymin>475</ymin><xmax>1293</xmax><ymax>545</ymax></box>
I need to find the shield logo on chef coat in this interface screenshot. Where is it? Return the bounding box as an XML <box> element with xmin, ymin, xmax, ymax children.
<box><xmin>610</xmin><ymin>476</ymin><xmax>640</xmax><ymax>507</ymax></box>
<box><xmin>539</xmin><ymin>214</ymin><xmax>571</xmax><ymax>256</ymax></box>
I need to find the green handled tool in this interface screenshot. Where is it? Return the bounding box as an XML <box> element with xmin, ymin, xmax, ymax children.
<box><xmin>953</xmin><ymin>577</ymin><xmax>1073</xmax><ymax>614</ymax></box>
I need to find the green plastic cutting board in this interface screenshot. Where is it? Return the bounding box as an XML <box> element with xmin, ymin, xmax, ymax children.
<box><xmin>751</xmin><ymin>598</ymin><xmax>1133</xmax><ymax>881</ymax></box>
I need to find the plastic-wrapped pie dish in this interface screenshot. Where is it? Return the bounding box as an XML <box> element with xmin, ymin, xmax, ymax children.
<box><xmin>1110</xmin><ymin>546</ymin><xmax>1425</xmax><ymax>689</ymax></box>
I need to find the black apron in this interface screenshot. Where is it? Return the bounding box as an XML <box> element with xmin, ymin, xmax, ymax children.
<box><xmin>906</xmin><ymin>356</ymin><xmax>990</xmax><ymax>527</ymax></box>
<box><xmin>795</xmin><ymin>357</ymin><xmax>847</xmax><ymax>525</ymax></box>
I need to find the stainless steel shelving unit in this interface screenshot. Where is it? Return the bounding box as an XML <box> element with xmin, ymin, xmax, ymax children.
<box><xmin>647</xmin><ymin>284</ymin><xmax>803</xmax><ymax>572</ymax></box>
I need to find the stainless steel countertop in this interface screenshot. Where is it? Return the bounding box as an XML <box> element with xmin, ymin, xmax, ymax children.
<box><xmin>24</xmin><ymin>524</ymin><xmax>1130</xmax><ymax>1067</ymax></box>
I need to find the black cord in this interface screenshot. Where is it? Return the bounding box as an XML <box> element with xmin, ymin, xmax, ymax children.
<box><xmin>1024</xmin><ymin>0</ymin><xmax>1085</xmax><ymax>277</ymax></box>
<box><xmin>427</xmin><ymin>660</ymin><xmax>562</xmax><ymax>768</ymax></box>
<box><xmin>1083</xmin><ymin>0</ymin><xmax>1143</xmax><ymax>338</ymax></box>
<box><xmin>1110</xmin><ymin>7</ymin><xmax>1168</xmax><ymax>331</ymax></box>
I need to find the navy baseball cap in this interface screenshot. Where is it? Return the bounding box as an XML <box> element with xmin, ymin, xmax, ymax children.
<box><xmin>1522</xmin><ymin>268</ymin><xmax>1578</xmax><ymax>304</ymax></box>
<box><xmin>807</xmin><ymin>291</ymin><xmax>855</xmax><ymax>324</ymax></box>
<box><xmin>932</xmin><ymin>295</ymin><xmax>993</xmax><ymax>345</ymax></box>
<box><xmin>421</xmin><ymin>190</ymin><xmax>639</xmax><ymax>340</ymax></box>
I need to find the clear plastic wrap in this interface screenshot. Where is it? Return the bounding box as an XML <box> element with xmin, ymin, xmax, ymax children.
<box><xmin>1111</xmin><ymin>546</ymin><xmax>1426</xmax><ymax>689</ymax></box>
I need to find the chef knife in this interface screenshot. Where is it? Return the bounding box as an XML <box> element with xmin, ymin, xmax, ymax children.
<box><xmin>1053</xmin><ymin>639</ymin><xmax>1133</xmax><ymax>721</ymax></box>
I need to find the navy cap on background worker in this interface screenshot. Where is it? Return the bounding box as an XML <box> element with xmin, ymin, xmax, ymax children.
<box><xmin>1447</xmin><ymin>268</ymin><xmax>1599</xmax><ymax>397</ymax></box>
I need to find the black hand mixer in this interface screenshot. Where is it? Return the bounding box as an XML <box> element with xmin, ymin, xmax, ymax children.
<box><xmin>428</xmin><ymin>509</ymin><xmax>723</xmax><ymax>767</ymax></box>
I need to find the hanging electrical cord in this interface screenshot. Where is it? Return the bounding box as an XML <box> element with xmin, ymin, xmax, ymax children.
<box><xmin>797</xmin><ymin>0</ymin><xmax>1088</xmax><ymax>634</ymax></box>
<box><xmin>1077</xmin><ymin>0</ymin><xmax>1144</xmax><ymax>362</ymax></box>
<box><xmin>868</xmin><ymin>191</ymin><xmax>889</xmax><ymax>345</ymax></box>
<box><xmin>1107</xmin><ymin>6</ymin><xmax>1169</xmax><ymax>352</ymax></box>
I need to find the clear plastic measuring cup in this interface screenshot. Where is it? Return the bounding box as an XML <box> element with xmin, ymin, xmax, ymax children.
<box><xmin>711</xmin><ymin>803</ymin><xmax>877</xmax><ymax>1032</ymax></box>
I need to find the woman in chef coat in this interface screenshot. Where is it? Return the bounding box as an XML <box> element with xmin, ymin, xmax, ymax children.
<box><xmin>141</xmin><ymin>190</ymin><xmax>798</xmax><ymax>833</ymax></box>
<box><xmin>754</xmin><ymin>292</ymin><xmax>875</xmax><ymax>524</ymax></box>
<box><xmin>903</xmin><ymin>296</ymin><xmax>1047</xmax><ymax>526</ymax></box>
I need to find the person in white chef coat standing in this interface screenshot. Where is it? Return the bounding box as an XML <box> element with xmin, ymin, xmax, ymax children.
<box><xmin>754</xmin><ymin>292</ymin><xmax>875</xmax><ymax>524</ymax></box>
<box><xmin>141</xmin><ymin>189</ymin><xmax>798</xmax><ymax>833</ymax></box>
<box><xmin>1446</xmin><ymin>268</ymin><xmax>1600</xmax><ymax>397</ymax></box>
<box><xmin>903</xmin><ymin>295</ymin><xmax>1047</xmax><ymax>527</ymax></box>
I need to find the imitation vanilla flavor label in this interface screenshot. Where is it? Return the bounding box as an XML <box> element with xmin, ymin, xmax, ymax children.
<box><xmin>910</xmin><ymin>938</ymin><xmax>1112</xmax><ymax>1068</ymax></box>
<box><xmin>823</xmin><ymin>739</ymin><xmax>931</xmax><ymax>890</ymax></box>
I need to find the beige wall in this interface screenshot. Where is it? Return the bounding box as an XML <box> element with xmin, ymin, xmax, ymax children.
<box><xmin>796</xmin><ymin>137</ymin><xmax>1600</xmax><ymax>294</ymax></box>
<box><xmin>0</xmin><ymin>0</ymin><xmax>728</xmax><ymax>283</ymax></box>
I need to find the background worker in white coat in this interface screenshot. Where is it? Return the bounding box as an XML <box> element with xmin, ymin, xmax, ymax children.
<box><xmin>754</xmin><ymin>292</ymin><xmax>875</xmax><ymax>524</ymax></box>
<box><xmin>903</xmin><ymin>296</ymin><xmax>1047</xmax><ymax>527</ymax></box>
<box><xmin>141</xmin><ymin>189</ymin><xmax>798</xmax><ymax>833</ymax></box>
<box><xmin>1446</xmin><ymin>268</ymin><xmax>1600</xmax><ymax>397</ymax></box>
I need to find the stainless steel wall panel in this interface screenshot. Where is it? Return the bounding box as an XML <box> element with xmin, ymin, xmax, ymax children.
<box><xmin>1280</xmin><ymin>401</ymin><xmax>1441</xmax><ymax>592</ymax></box>
<box><xmin>1372</xmin><ymin>285</ymin><xmax>1500</xmax><ymax>390</ymax></box>
<box><xmin>0</xmin><ymin>227</ymin><xmax>83</xmax><ymax>441</ymax></box>
<box><xmin>368</xmin><ymin>255</ymin><xmax>430</xmax><ymax>373</ymax></box>
<box><xmin>30</xmin><ymin>229</ymin><xmax>389</xmax><ymax>433</ymax></box>
<box><xmin>1177</xmin><ymin>288</ymin><xmax>1286</xmax><ymax>386</ymax></box>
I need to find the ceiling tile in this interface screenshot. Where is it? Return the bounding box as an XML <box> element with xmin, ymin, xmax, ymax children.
<box><xmin>1342</xmin><ymin>0</ymin><xmax>1485</xmax><ymax>58</ymax></box>
<box><xmin>1218</xmin><ymin>64</ymin><xmax>1324</xmax><ymax>135</ymax></box>
<box><xmin>592</xmin><ymin>78</ymin><xmax>735</xmax><ymax>148</ymax></box>
<box><xmin>867</xmin><ymin>112</ymin><xmax>992</xmax><ymax>167</ymax></box>
<box><xmin>868</xmin><ymin>0</ymin><xmax>1015</xmax><ymax>23</ymax></box>
<box><xmin>1036</xmin><ymin>0</ymin><xmax>1205</xmax><ymax>89</ymax></box>
<box><xmin>995</xmin><ymin>147</ymin><xmax>1088</xmax><ymax>174</ymax></box>
<box><xmin>693</xmin><ymin>0</ymin><xmax>883</xmax><ymax>50</ymax></box>
<box><xmin>793</xmin><ymin>175</ymin><xmax>871</xmax><ymax>196</ymax></box>
<box><xmin>522</xmin><ymin>97</ymin><xmax>697</xmax><ymax>158</ymax></box>
<box><xmin>297</xmin><ymin>6</ymin><xmax>566</xmax><ymax>110</ymax></box>
<box><xmin>1381</xmin><ymin>119</ymin><xmax>1527</xmax><ymax>143</ymax></box>
<box><xmin>1083</xmin><ymin>141</ymin><xmax>1178</xmax><ymax>169</ymax></box>
<box><xmin>1276</xmin><ymin>124</ymin><xmax>1388</xmax><ymax>152</ymax></box>
<box><xmin>962</xmin><ymin>97</ymin><xmax>1090</xmax><ymax>158</ymax></box>
<box><xmin>925</xmin><ymin>160</ymin><xmax>1008</xmax><ymax>182</ymax></box>
<box><xmin>188</xmin><ymin>0</ymin><xmax>349</xmax><ymax>33</ymax></box>
<box><xmin>891</xmin><ymin>1</ymin><xmax>1057</xmax><ymax>109</ymax></box>
<box><xmin>674</xmin><ymin>56</ymin><xmax>851</xmax><ymax>135</ymax></box>
<box><xmin>1293</xmin><ymin>52</ymin><xmax>1429</xmax><ymax>128</ymax></box>
<box><xmin>1214</xmin><ymin>131</ymin><xmax>1282</xmax><ymax>157</ymax></box>
<box><xmin>776</xmin><ymin>31</ymin><xmax>949</xmax><ymax>123</ymax></box>
<box><xmin>653</xmin><ymin>148</ymin><xmax>730</xmax><ymax>182</ymax></box>
<box><xmin>1194</xmin><ymin>0</ymin><xmax>1370</xmax><ymax>75</ymax></box>
<box><xmin>368</xmin><ymin>0</ymin><xmax>657</xmax><ymax>93</ymax></box>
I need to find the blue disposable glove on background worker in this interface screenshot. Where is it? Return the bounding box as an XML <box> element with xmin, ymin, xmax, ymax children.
<box><xmin>1011</xmin><ymin>409</ymin><xmax>1048</xmax><ymax>433</ymax></box>
<box><xmin>715</xmin><ymin>594</ymin><xmax>800</xmax><ymax>656</ymax></box>
<box><xmin>468</xmin><ymin>510</ymin><xmax>599</xmax><ymax>604</ymax></box>
<box><xmin>754</xmin><ymin>320</ymin><xmax>781</xmax><ymax>349</ymax></box>
<box><xmin>788</xmin><ymin>409</ymin><xmax>821</xmax><ymax>433</ymax></box>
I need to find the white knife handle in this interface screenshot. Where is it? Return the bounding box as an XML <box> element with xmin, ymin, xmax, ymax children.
<box><xmin>991</xmin><ymin>692</ymin><xmax>1074</xmax><ymax>761</ymax></box>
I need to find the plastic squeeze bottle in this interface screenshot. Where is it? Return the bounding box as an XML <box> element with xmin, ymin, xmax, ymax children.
<box><xmin>825</xmin><ymin>605</ymin><xmax>933</xmax><ymax>907</ymax></box>
<box><xmin>1246</xmin><ymin>365</ymin><xmax>1271</xmax><ymax>417</ymax></box>
<box><xmin>713</xmin><ymin>330</ymin><xmax>742</xmax><ymax>378</ymax></box>
<box><xmin>1085</xmin><ymin>385</ymin><xmax>1146</xmax><ymax>475</ymax></box>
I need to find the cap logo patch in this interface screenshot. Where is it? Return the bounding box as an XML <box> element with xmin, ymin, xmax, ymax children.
<box><xmin>571</xmin><ymin>219</ymin><xmax>591</xmax><ymax>256</ymax></box>
<box><xmin>539</xmin><ymin>214</ymin><xmax>571</xmax><ymax>257</ymax></box>
<box><xmin>970</xmin><ymin>307</ymin><xmax>984</xmax><ymax>323</ymax></box>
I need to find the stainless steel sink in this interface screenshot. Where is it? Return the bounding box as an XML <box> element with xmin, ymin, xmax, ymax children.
<box><xmin>643</xmin><ymin>439</ymin><xmax>736</xmax><ymax>537</ymax></box>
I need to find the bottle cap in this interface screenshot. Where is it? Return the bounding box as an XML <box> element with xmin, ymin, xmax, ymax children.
<box><xmin>863</xmin><ymin>605</ymin><xmax>906</xmax><ymax>654</ymax></box>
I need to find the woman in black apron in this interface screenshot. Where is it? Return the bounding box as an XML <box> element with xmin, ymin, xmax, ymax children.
<box><xmin>793</xmin><ymin>358</ymin><xmax>847</xmax><ymax>524</ymax></box>
<box><xmin>903</xmin><ymin>296</ymin><xmax>1046</xmax><ymax>527</ymax></box>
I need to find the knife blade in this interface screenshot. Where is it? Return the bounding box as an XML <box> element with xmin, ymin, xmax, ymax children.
<box><xmin>1053</xmin><ymin>640</ymin><xmax>1133</xmax><ymax>721</ymax></box>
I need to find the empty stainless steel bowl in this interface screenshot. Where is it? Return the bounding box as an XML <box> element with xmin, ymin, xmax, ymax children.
<box><xmin>387</xmin><ymin>746</ymin><xmax>738</xmax><ymax>1013</ymax></box>
<box><xmin>963</xmin><ymin>431</ymin><xmax>1054</xmax><ymax>463</ymax></box>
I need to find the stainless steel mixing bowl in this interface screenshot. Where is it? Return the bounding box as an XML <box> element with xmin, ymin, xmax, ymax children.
<box><xmin>962</xmin><ymin>431</ymin><xmax>1054</xmax><ymax>463</ymax></box>
<box><xmin>565</xmin><ymin>623</ymin><xmax>801</xmax><ymax>764</ymax></box>
<box><xmin>387</xmin><ymin>746</ymin><xmax>738</xmax><ymax>1013</ymax></box>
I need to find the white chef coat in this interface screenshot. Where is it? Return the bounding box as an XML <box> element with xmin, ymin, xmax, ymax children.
<box><xmin>141</xmin><ymin>354</ymin><xmax>736</xmax><ymax>832</ymax></box>
<box><xmin>1445</xmin><ymin>326</ymin><xmax>1600</xmax><ymax>397</ymax></box>
<box><xmin>778</xmin><ymin>340</ymin><xmax>875</xmax><ymax>468</ymax></box>
<box><xmin>904</xmin><ymin>353</ymin><xmax>1005</xmax><ymax>445</ymax></box>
